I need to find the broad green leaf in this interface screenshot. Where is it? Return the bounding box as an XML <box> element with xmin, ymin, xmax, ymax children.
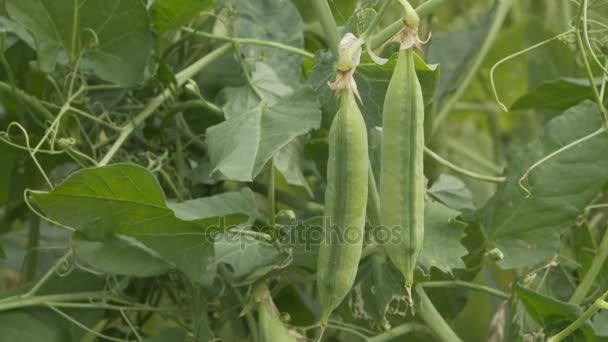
<box><xmin>419</xmin><ymin>200</ymin><xmax>468</xmax><ymax>273</ymax></box>
<box><xmin>207</xmin><ymin>68</ymin><xmax>321</xmax><ymax>181</ymax></box>
<box><xmin>511</xmin><ymin>78</ymin><xmax>608</xmax><ymax>111</ymax></box>
<box><xmin>481</xmin><ymin>101</ymin><xmax>608</xmax><ymax>269</ymax></box>
<box><xmin>6</xmin><ymin>0</ymin><xmax>153</xmax><ymax>85</ymax></box>
<box><xmin>310</xmin><ymin>52</ymin><xmax>440</xmax><ymax>128</ymax></box>
<box><xmin>30</xmin><ymin>164</ymin><xmax>252</xmax><ymax>283</ymax></box>
<box><xmin>220</xmin><ymin>0</ymin><xmax>304</xmax><ymax>86</ymax></box>
<box><xmin>514</xmin><ymin>284</ymin><xmax>594</xmax><ymax>339</ymax></box>
<box><xmin>201</xmin><ymin>232</ymin><xmax>284</xmax><ymax>286</ymax></box>
<box><xmin>72</xmin><ymin>235</ymin><xmax>172</xmax><ymax>277</ymax></box>
<box><xmin>347</xmin><ymin>8</ymin><xmax>376</xmax><ymax>36</ymax></box>
<box><xmin>429</xmin><ymin>174</ymin><xmax>476</xmax><ymax>212</ymax></box>
<box><xmin>150</xmin><ymin>0</ymin><xmax>213</xmax><ymax>32</ymax></box>
<box><xmin>31</xmin><ymin>164</ymin><xmax>248</xmax><ymax>239</ymax></box>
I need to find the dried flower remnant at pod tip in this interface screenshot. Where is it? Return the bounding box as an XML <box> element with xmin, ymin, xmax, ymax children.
<box><xmin>329</xmin><ymin>33</ymin><xmax>363</xmax><ymax>102</ymax></box>
<box><xmin>384</xmin><ymin>22</ymin><xmax>431</xmax><ymax>51</ymax></box>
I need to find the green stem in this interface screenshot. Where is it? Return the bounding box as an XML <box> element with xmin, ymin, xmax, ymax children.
<box><xmin>369</xmin><ymin>0</ymin><xmax>446</xmax><ymax>50</ymax></box>
<box><xmin>424</xmin><ymin>147</ymin><xmax>505</xmax><ymax>183</ymax></box>
<box><xmin>21</xmin><ymin>215</ymin><xmax>40</xmax><ymax>284</ymax></box>
<box><xmin>181</xmin><ymin>27</ymin><xmax>314</xmax><ymax>59</ymax></box>
<box><xmin>569</xmin><ymin>225</ymin><xmax>608</xmax><ymax>304</ymax></box>
<box><xmin>0</xmin><ymin>292</ymin><xmax>125</xmax><ymax>312</ymax></box>
<box><xmin>24</xmin><ymin>251</ymin><xmax>72</xmax><ymax>297</ymax></box>
<box><xmin>99</xmin><ymin>43</ymin><xmax>232</xmax><ymax>166</ymax></box>
<box><xmin>421</xmin><ymin>280</ymin><xmax>510</xmax><ymax>300</ymax></box>
<box><xmin>367</xmin><ymin>323</ymin><xmax>429</xmax><ymax>342</ymax></box>
<box><xmin>431</xmin><ymin>0</ymin><xmax>513</xmax><ymax>138</ymax></box>
<box><xmin>268</xmin><ymin>159</ymin><xmax>276</xmax><ymax>234</ymax></box>
<box><xmin>311</xmin><ymin>0</ymin><xmax>341</xmax><ymax>55</ymax></box>
<box><xmin>574</xmin><ymin>2</ymin><xmax>608</xmax><ymax>126</ymax></box>
<box><xmin>548</xmin><ymin>291</ymin><xmax>608</xmax><ymax>342</ymax></box>
<box><xmin>219</xmin><ymin>266</ymin><xmax>258</xmax><ymax>342</ymax></box>
<box><xmin>416</xmin><ymin>286</ymin><xmax>463</xmax><ymax>342</ymax></box>
<box><xmin>0</xmin><ymin>81</ymin><xmax>55</xmax><ymax>122</ymax></box>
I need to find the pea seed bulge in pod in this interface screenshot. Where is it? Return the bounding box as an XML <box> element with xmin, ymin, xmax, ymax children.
<box><xmin>0</xmin><ymin>0</ymin><xmax>607</xmax><ymax>341</ymax></box>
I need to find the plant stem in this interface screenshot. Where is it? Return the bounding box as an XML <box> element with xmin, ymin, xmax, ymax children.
<box><xmin>0</xmin><ymin>81</ymin><xmax>55</xmax><ymax>122</ymax></box>
<box><xmin>574</xmin><ymin>1</ymin><xmax>608</xmax><ymax>126</ymax></box>
<box><xmin>416</xmin><ymin>286</ymin><xmax>463</xmax><ymax>342</ymax></box>
<box><xmin>421</xmin><ymin>280</ymin><xmax>510</xmax><ymax>299</ymax></box>
<box><xmin>311</xmin><ymin>0</ymin><xmax>341</xmax><ymax>55</ymax></box>
<box><xmin>268</xmin><ymin>160</ymin><xmax>276</xmax><ymax>233</ymax></box>
<box><xmin>23</xmin><ymin>251</ymin><xmax>72</xmax><ymax>297</ymax></box>
<box><xmin>369</xmin><ymin>0</ymin><xmax>446</xmax><ymax>50</ymax></box>
<box><xmin>431</xmin><ymin>0</ymin><xmax>512</xmax><ymax>138</ymax></box>
<box><xmin>424</xmin><ymin>147</ymin><xmax>506</xmax><ymax>183</ymax></box>
<box><xmin>570</xmin><ymin>225</ymin><xmax>608</xmax><ymax>304</ymax></box>
<box><xmin>367</xmin><ymin>323</ymin><xmax>429</xmax><ymax>342</ymax></box>
<box><xmin>181</xmin><ymin>27</ymin><xmax>314</xmax><ymax>59</ymax></box>
<box><xmin>99</xmin><ymin>43</ymin><xmax>232</xmax><ymax>166</ymax></box>
<box><xmin>21</xmin><ymin>215</ymin><xmax>40</xmax><ymax>284</ymax></box>
<box><xmin>548</xmin><ymin>291</ymin><xmax>608</xmax><ymax>342</ymax></box>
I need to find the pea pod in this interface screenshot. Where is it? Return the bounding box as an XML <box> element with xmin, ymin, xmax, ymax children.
<box><xmin>255</xmin><ymin>283</ymin><xmax>298</xmax><ymax>342</ymax></box>
<box><xmin>317</xmin><ymin>89</ymin><xmax>369</xmax><ymax>325</ymax></box>
<box><xmin>380</xmin><ymin>49</ymin><xmax>425</xmax><ymax>289</ymax></box>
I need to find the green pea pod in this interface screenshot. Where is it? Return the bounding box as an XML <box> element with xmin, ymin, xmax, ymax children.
<box><xmin>380</xmin><ymin>49</ymin><xmax>425</xmax><ymax>289</ymax></box>
<box><xmin>317</xmin><ymin>89</ymin><xmax>369</xmax><ymax>325</ymax></box>
<box><xmin>255</xmin><ymin>283</ymin><xmax>297</xmax><ymax>342</ymax></box>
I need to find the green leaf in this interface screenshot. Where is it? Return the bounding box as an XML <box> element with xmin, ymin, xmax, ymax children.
<box><xmin>329</xmin><ymin>0</ymin><xmax>357</xmax><ymax>26</ymax></box>
<box><xmin>511</xmin><ymin>78</ymin><xmax>608</xmax><ymax>111</ymax></box>
<box><xmin>30</xmin><ymin>164</ymin><xmax>252</xmax><ymax>283</ymax></box>
<box><xmin>150</xmin><ymin>0</ymin><xmax>213</xmax><ymax>32</ymax></box>
<box><xmin>221</xmin><ymin>0</ymin><xmax>304</xmax><ymax>86</ymax></box>
<box><xmin>429</xmin><ymin>174</ymin><xmax>476</xmax><ymax>212</ymax></box>
<box><xmin>72</xmin><ymin>235</ymin><xmax>172</xmax><ymax>277</ymax></box>
<box><xmin>514</xmin><ymin>284</ymin><xmax>594</xmax><ymax>339</ymax></box>
<box><xmin>6</xmin><ymin>0</ymin><xmax>153</xmax><ymax>85</ymax></box>
<box><xmin>426</xmin><ymin>0</ymin><xmax>501</xmax><ymax>106</ymax></box>
<box><xmin>310</xmin><ymin>52</ymin><xmax>439</xmax><ymax>128</ymax></box>
<box><xmin>481</xmin><ymin>101</ymin><xmax>608</xmax><ymax>269</ymax></box>
<box><xmin>419</xmin><ymin>200</ymin><xmax>468</xmax><ymax>273</ymax></box>
<box><xmin>207</xmin><ymin>66</ymin><xmax>321</xmax><ymax>182</ymax></box>
<box><xmin>202</xmin><ymin>232</ymin><xmax>284</xmax><ymax>286</ymax></box>
<box><xmin>274</xmin><ymin>138</ymin><xmax>313</xmax><ymax>196</ymax></box>
<box><xmin>592</xmin><ymin>311</ymin><xmax>608</xmax><ymax>337</ymax></box>
<box><xmin>144</xmin><ymin>328</ymin><xmax>188</xmax><ymax>341</ymax></box>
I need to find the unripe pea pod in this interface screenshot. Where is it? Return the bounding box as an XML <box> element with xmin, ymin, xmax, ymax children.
<box><xmin>255</xmin><ymin>283</ymin><xmax>298</xmax><ymax>342</ymax></box>
<box><xmin>317</xmin><ymin>89</ymin><xmax>369</xmax><ymax>325</ymax></box>
<box><xmin>380</xmin><ymin>49</ymin><xmax>425</xmax><ymax>290</ymax></box>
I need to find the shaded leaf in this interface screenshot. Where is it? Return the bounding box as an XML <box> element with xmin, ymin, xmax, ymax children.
<box><xmin>514</xmin><ymin>284</ymin><xmax>594</xmax><ymax>339</ymax></box>
<box><xmin>221</xmin><ymin>0</ymin><xmax>304</xmax><ymax>86</ymax></box>
<box><xmin>419</xmin><ymin>200</ymin><xmax>468</xmax><ymax>273</ymax></box>
<box><xmin>429</xmin><ymin>174</ymin><xmax>476</xmax><ymax>212</ymax></box>
<box><xmin>150</xmin><ymin>0</ymin><xmax>213</xmax><ymax>32</ymax></box>
<box><xmin>481</xmin><ymin>101</ymin><xmax>608</xmax><ymax>268</ymax></box>
<box><xmin>207</xmin><ymin>75</ymin><xmax>321</xmax><ymax>181</ymax></box>
<box><xmin>511</xmin><ymin>77</ymin><xmax>608</xmax><ymax>111</ymax></box>
<box><xmin>6</xmin><ymin>0</ymin><xmax>153</xmax><ymax>85</ymax></box>
<box><xmin>72</xmin><ymin>235</ymin><xmax>172</xmax><ymax>277</ymax></box>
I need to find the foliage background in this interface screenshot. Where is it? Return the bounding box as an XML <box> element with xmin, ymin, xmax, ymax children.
<box><xmin>0</xmin><ymin>0</ymin><xmax>608</xmax><ymax>341</ymax></box>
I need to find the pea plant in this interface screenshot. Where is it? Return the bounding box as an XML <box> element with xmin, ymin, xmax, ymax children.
<box><xmin>1</xmin><ymin>0</ymin><xmax>608</xmax><ymax>340</ymax></box>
